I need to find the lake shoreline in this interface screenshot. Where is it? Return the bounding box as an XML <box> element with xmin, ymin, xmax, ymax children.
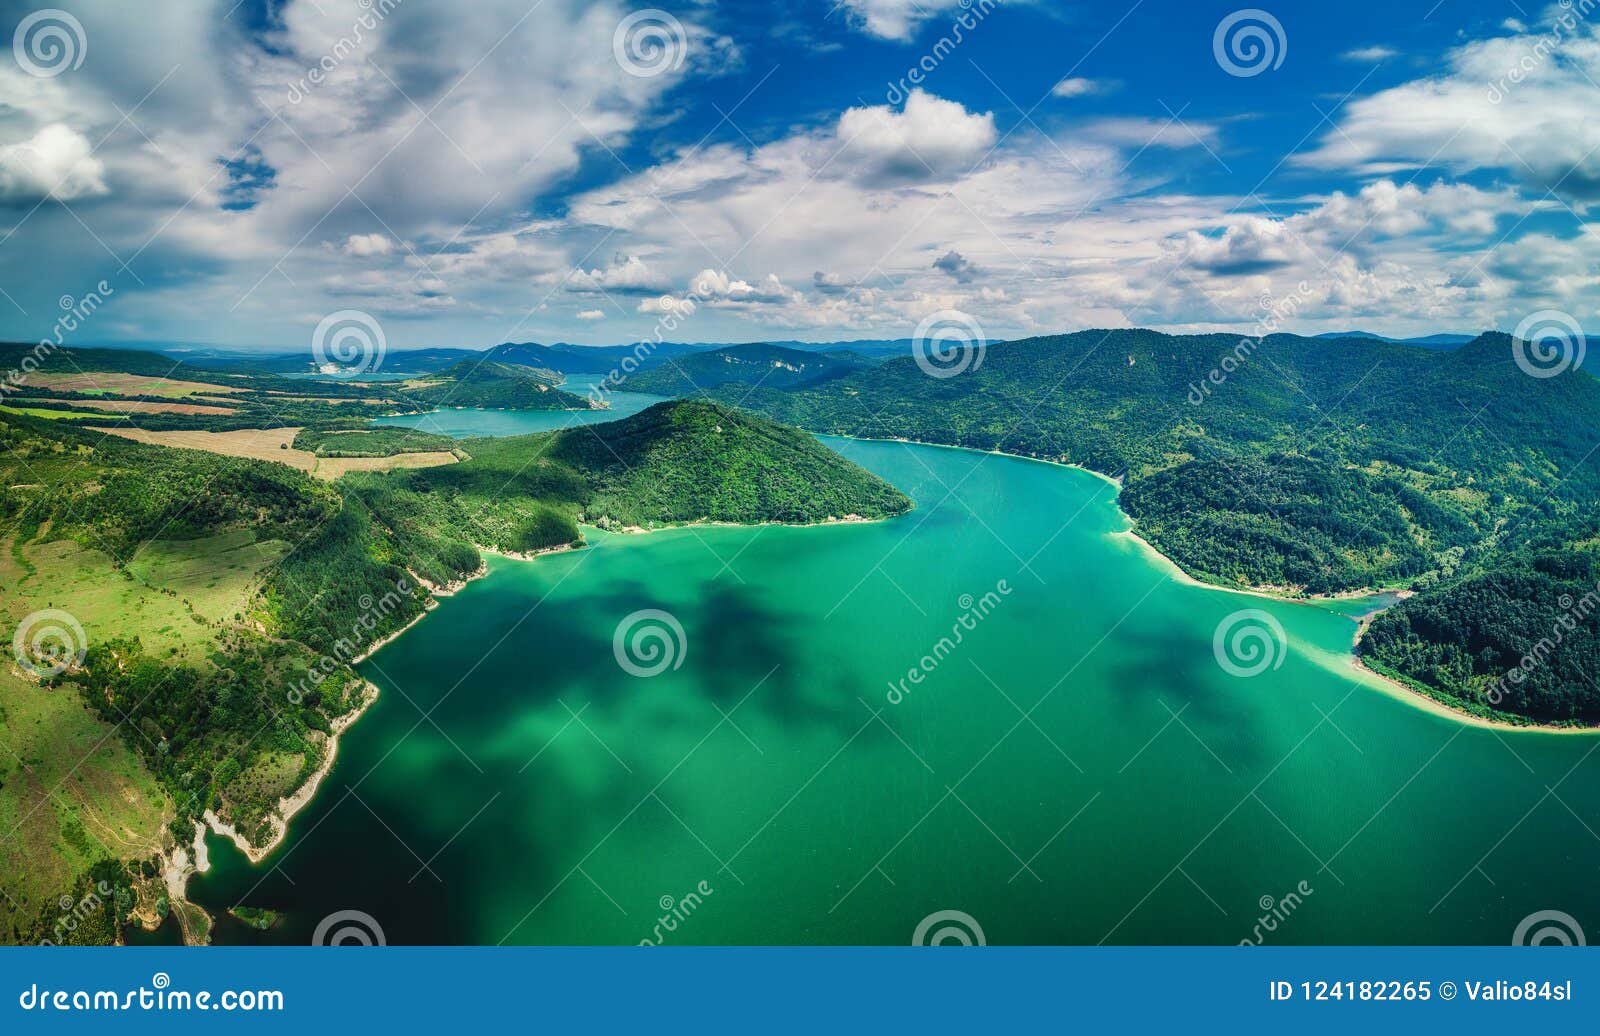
<box><xmin>829</xmin><ymin>432</ymin><xmax>1595</xmax><ymax>735</ymax></box>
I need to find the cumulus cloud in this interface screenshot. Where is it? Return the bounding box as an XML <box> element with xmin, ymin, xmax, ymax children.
<box><xmin>836</xmin><ymin>90</ymin><xmax>998</xmax><ymax>185</ymax></box>
<box><xmin>576</xmin><ymin>309</ymin><xmax>605</xmax><ymax>320</ymax></box>
<box><xmin>1302</xmin><ymin>19</ymin><xmax>1600</xmax><ymax>204</ymax></box>
<box><xmin>0</xmin><ymin>124</ymin><xmax>109</xmax><ymax>204</ymax></box>
<box><xmin>567</xmin><ymin>255</ymin><xmax>668</xmax><ymax>295</ymax></box>
<box><xmin>343</xmin><ymin>233</ymin><xmax>396</xmax><ymax>257</ymax></box>
<box><xmin>933</xmin><ymin>250</ymin><xmax>982</xmax><ymax>283</ymax></box>
<box><xmin>813</xmin><ymin>271</ymin><xmax>852</xmax><ymax>295</ymax></box>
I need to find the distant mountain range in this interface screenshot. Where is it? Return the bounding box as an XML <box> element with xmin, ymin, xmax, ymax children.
<box><xmin>1313</xmin><ymin>331</ymin><xmax>1479</xmax><ymax>348</ymax></box>
<box><xmin>618</xmin><ymin>342</ymin><xmax>876</xmax><ymax>396</ymax></box>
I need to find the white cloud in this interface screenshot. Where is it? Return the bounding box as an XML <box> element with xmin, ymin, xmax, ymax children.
<box><xmin>343</xmin><ymin>233</ymin><xmax>396</xmax><ymax>257</ymax></box>
<box><xmin>567</xmin><ymin>255</ymin><xmax>667</xmax><ymax>294</ymax></box>
<box><xmin>1086</xmin><ymin>117</ymin><xmax>1222</xmax><ymax>150</ymax></box>
<box><xmin>0</xmin><ymin>124</ymin><xmax>108</xmax><ymax>203</ymax></box>
<box><xmin>838</xmin><ymin>0</ymin><xmax>967</xmax><ymax>40</ymax></box>
<box><xmin>1340</xmin><ymin>45</ymin><xmax>1399</xmax><ymax>62</ymax></box>
<box><xmin>836</xmin><ymin>90</ymin><xmax>998</xmax><ymax>185</ymax></box>
<box><xmin>1051</xmin><ymin>77</ymin><xmax>1105</xmax><ymax>98</ymax></box>
<box><xmin>576</xmin><ymin>309</ymin><xmax>605</xmax><ymax>320</ymax></box>
<box><xmin>1302</xmin><ymin>20</ymin><xmax>1600</xmax><ymax>204</ymax></box>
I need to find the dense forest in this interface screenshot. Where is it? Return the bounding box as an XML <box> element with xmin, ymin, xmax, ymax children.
<box><xmin>668</xmin><ymin>331</ymin><xmax>1600</xmax><ymax>722</ymax></box>
<box><xmin>622</xmin><ymin>342</ymin><xmax>873</xmax><ymax>396</ymax></box>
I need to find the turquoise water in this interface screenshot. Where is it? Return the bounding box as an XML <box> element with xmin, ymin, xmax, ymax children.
<box><xmin>371</xmin><ymin>379</ymin><xmax>661</xmax><ymax>437</ymax></box>
<box><xmin>188</xmin><ymin>437</ymin><xmax>1600</xmax><ymax>945</ymax></box>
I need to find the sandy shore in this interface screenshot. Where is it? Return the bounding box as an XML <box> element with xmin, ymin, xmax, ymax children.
<box><xmin>202</xmin><ymin>679</ymin><xmax>380</xmax><ymax>866</ymax></box>
<box><xmin>595</xmin><ymin>512</ymin><xmax>893</xmax><ymax>537</ymax></box>
<box><xmin>1111</xmin><ymin>528</ymin><xmax>1596</xmax><ymax>733</ymax></box>
<box><xmin>354</xmin><ymin>607</ymin><xmax>433</xmax><ymax>663</ymax></box>
<box><xmin>809</xmin><ymin>433</ymin><xmax>1598</xmax><ymax>733</ymax></box>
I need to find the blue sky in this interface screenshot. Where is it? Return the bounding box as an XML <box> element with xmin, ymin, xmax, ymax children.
<box><xmin>0</xmin><ymin>0</ymin><xmax>1596</xmax><ymax>350</ymax></box>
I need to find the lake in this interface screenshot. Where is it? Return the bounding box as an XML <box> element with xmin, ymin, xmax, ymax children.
<box><xmin>188</xmin><ymin>430</ymin><xmax>1600</xmax><ymax>945</ymax></box>
<box><xmin>370</xmin><ymin>378</ymin><xmax>662</xmax><ymax>437</ymax></box>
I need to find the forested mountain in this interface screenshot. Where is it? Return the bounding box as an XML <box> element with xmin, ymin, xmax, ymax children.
<box><xmin>622</xmin><ymin>343</ymin><xmax>872</xmax><ymax>396</ymax></box>
<box><xmin>0</xmin><ymin>399</ymin><xmax>905</xmax><ymax>941</ymax></box>
<box><xmin>692</xmin><ymin>328</ymin><xmax>1600</xmax><ymax>722</ymax></box>
<box><xmin>486</xmin><ymin>341</ymin><xmax>701</xmax><ymax>374</ymax></box>
<box><xmin>398</xmin><ymin>358</ymin><xmax>599</xmax><ymax>410</ymax></box>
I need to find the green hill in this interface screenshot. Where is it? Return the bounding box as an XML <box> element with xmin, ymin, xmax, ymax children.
<box><xmin>399</xmin><ymin>358</ymin><xmax>600</xmax><ymax>411</ymax></box>
<box><xmin>0</xmin><ymin>399</ymin><xmax>904</xmax><ymax>941</ymax></box>
<box><xmin>547</xmin><ymin>399</ymin><xmax>912</xmax><ymax>527</ymax></box>
<box><xmin>621</xmin><ymin>343</ymin><xmax>873</xmax><ymax>396</ymax></box>
<box><xmin>713</xmin><ymin>328</ymin><xmax>1600</xmax><ymax>723</ymax></box>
